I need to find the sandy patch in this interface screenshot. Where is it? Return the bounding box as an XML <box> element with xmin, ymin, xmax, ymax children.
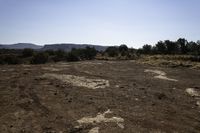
<box><xmin>42</xmin><ymin>73</ymin><xmax>109</xmax><ymax>89</ymax></box>
<box><xmin>21</xmin><ymin>64</ymin><xmax>31</xmax><ymax>67</ymax></box>
<box><xmin>144</xmin><ymin>69</ymin><xmax>178</xmax><ymax>82</ymax></box>
<box><xmin>89</xmin><ymin>127</ymin><xmax>99</xmax><ymax>133</ymax></box>
<box><xmin>81</xmin><ymin>62</ymin><xmax>102</xmax><ymax>65</ymax></box>
<box><xmin>77</xmin><ymin>109</ymin><xmax>124</xmax><ymax>129</ymax></box>
<box><xmin>56</xmin><ymin>63</ymin><xmax>71</xmax><ymax>67</ymax></box>
<box><xmin>1</xmin><ymin>69</ymin><xmax>14</xmax><ymax>72</ymax></box>
<box><xmin>42</xmin><ymin>67</ymin><xmax>61</xmax><ymax>72</ymax></box>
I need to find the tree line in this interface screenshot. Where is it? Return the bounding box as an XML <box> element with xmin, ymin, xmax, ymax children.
<box><xmin>139</xmin><ymin>38</ymin><xmax>200</xmax><ymax>55</ymax></box>
<box><xmin>1</xmin><ymin>38</ymin><xmax>200</xmax><ymax>65</ymax></box>
<box><xmin>0</xmin><ymin>46</ymin><xmax>97</xmax><ymax>65</ymax></box>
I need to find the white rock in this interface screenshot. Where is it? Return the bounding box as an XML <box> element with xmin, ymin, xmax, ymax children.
<box><xmin>144</xmin><ymin>69</ymin><xmax>178</xmax><ymax>82</ymax></box>
<box><xmin>89</xmin><ymin>127</ymin><xmax>99</xmax><ymax>133</ymax></box>
<box><xmin>185</xmin><ymin>88</ymin><xmax>200</xmax><ymax>97</ymax></box>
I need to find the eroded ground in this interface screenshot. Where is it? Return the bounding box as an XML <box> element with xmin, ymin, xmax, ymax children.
<box><xmin>0</xmin><ymin>60</ymin><xmax>200</xmax><ymax>133</ymax></box>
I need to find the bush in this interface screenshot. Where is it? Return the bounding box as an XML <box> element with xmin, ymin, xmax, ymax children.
<box><xmin>0</xmin><ymin>55</ymin><xmax>5</xmax><ymax>64</ymax></box>
<box><xmin>31</xmin><ymin>52</ymin><xmax>49</xmax><ymax>64</ymax></box>
<box><xmin>83</xmin><ymin>47</ymin><xmax>97</xmax><ymax>60</ymax></box>
<box><xmin>105</xmin><ymin>46</ymin><xmax>119</xmax><ymax>57</ymax></box>
<box><xmin>66</xmin><ymin>52</ymin><xmax>79</xmax><ymax>62</ymax></box>
<box><xmin>45</xmin><ymin>50</ymin><xmax>55</xmax><ymax>56</ymax></box>
<box><xmin>119</xmin><ymin>44</ymin><xmax>128</xmax><ymax>52</ymax></box>
<box><xmin>52</xmin><ymin>50</ymin><xmax>66</xmax><ymax>62</ymax></box>
<box><xmin>142</xmin><ymin>45</ymin><xmax>152</xmax><ymax>54</ymax></box>
<box><xmin>22</xmin><ymin>48</ymin><xmax>34</xmax><ymax>58</ymax></box>
<box><xmin>0</xmin><ymin>54</ymin><xmax>21</xmax><ymax>65</ymax></box>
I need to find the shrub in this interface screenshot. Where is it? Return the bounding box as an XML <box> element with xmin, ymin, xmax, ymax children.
<box><xmin>3</xmin><ymin>54</ymin><xmax>21</xmax><ymax>64</ymax></box>
<box><xmin>31</xmin><ymin>52</ymin><xmax>49</xmax><ymax>64</ymax></box>
<box><xmin>45</xmin><ymin>50</ymin><xmax>55</xmax><ymax>56</ymax></box>
<box><xmin>52</xmin><ymin>50</ymin><xmax>66</xmax><ymax>62</ymax></box>
<box><xmin>0</xmin><ymin>55</ymin><xmax>5</xmax><ymax>64</ymax></box>
<box><xmin>66</xmin><ymin>52</ymin><xmax>79</xmax><ymax>62</ymax></box>
<box><xmin>83</xmin><ymin>47</ymin><xmax>97</xmax><ymax>60</ymax></box>
<box><xmin>105</xmin><ymin>46</ymin><xmax>119</xmax><ymax>57</ymax></box>
<box><xmin>119</xmin><ymin>44</ymin><xmax>128</xmax><ymax>53</ymax></box>
<box><xmin>22</xmin><ymin>48</ymin><xmax>34</xmax><ymax>58</ymax></box>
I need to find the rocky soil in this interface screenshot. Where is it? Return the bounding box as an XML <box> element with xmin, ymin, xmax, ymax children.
<box><xmin>0</xmin><ymin>60</ymin><xmax>200</xmax><ymax>133</ymax></box>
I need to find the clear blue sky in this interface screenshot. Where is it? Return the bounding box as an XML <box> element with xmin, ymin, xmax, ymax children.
<box><xmin>0</xmin><ymin>0</ymin><xmax>200</xmax><ymax>48</ymax></box>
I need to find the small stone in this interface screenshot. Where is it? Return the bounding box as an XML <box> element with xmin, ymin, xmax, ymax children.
<box><xmin>196</xmin><ymin>101</ymin><xmax>200</xmax><ymax>107</ymax></box>
<box><xmin>135</xmin><ymin>98</ymin><xmax>139</xmax><ymax>101</ymax></box>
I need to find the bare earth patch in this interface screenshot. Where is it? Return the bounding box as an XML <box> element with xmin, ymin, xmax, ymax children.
<box><xmin>1</xmin><ymin>60</ymin><xmax>200</xmax><ymax>132</ymax></box>
<box><xmin>144</xmin><ymin>69</ymin><xmax>178</xmax><ymax>82</ymax></box>
<box><xmin>42</xmin><ymin>73</ymin><xmax>109</xmax><ymax>89</ymax></box>
<box><xmin>77</xmin><ymin>109</ymin><xmax>124</xmax><ymax>133</ymax></box>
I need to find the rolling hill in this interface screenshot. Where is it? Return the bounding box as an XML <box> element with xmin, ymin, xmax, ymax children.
<box><xmin>0</xmin><ymin>43</ymin><xmax>108</xmax><ymax>51</ymax></box>
<box><xmin>0</xmin><ymin>43</ymin><xmax>42</xmax><ymax>49</ymax></box>
<box><xmin>41</xmin><ymin>43</ymin><xmax>108</xmax><ymax>52</ymax></box>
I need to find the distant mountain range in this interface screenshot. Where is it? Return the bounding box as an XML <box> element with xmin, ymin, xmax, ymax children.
<box><xmin>0</xmin><ymin>43</ymin><xmax>108</xmax><ymax>51</ymax></box>
<box><xmin>0</xmin><ymin>43</ymin><xmax>42</xmax><ymax>49</ymax></box>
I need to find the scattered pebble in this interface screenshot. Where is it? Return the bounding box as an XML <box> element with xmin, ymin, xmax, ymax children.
<box><xmin>196</xmin><ymin>101</ymin><xmax>200</xmax><ymax>107</ymax></box>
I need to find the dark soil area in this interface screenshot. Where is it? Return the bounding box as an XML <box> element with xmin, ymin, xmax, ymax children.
<box><xmin>0</xmin><ymin>60</ymin><xmax>200</xmax><ymax>133</ymax></box>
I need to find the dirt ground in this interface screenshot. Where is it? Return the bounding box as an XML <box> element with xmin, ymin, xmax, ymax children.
<box><xmin>0</xmin><ymin>60</ymin><xmax>200</xmax><ymax>133</ymax></box>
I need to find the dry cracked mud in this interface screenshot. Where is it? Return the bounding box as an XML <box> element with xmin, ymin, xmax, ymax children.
<box><xmin>0</xmin><ymin>60</ymin><xmax>200</xmax><ymax>133</ymax></box>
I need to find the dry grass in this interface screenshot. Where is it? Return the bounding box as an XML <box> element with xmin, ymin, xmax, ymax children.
<box><xmin>136</xmin><ymin>55</ymin><xmax>200</xmax><ymax>69</ymax></box>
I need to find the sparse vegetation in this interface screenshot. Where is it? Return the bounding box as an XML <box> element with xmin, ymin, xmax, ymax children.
<box><xmin>22</xmin><ymin>48</ymin><xmax>34</xmax><ymax>58</ymax></box>
<box><xmin>0</xmin><ymin>54</ymin><xmax>21</xmax><ymax>65</ymax></box>
<box><xmin>65</xmin><ymin>52</ymin><xmax>79</xmax><ymax>62</ymax></box>
<box><xmin>0</xmin><ymin>38</ymin><xmax>200</xmax><ymax>65</ymax></box>
<box><xmin>31</xmin><ymin>52</ymin><xmax>49</xmax><ymax>64</ymax></box>
<box><xmin>0</xmin><ymin>46</ymin><xmax>98</xmax><ymax>64</ymax></box>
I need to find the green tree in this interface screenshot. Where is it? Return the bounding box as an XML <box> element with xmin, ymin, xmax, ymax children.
<box><xmin>177</xmin><ymin>38</ymin><xmax>188</xmax><ymax>54</ymax></box>
<box><xmin>155</xmin><ymin>41</ymin><xmax>166</xmax><ymax>54</ymax></box>
<box><xmin>142</xmin><ymin>44</ymin><xmax>152</xmax><ymax>54</ymax></box>
<box><xmin>165</xmin><ymin>40</ymin><xmax>179</xmax><ymax>54</ymax></box>
<box><xmin>187</xmin><ymin>41</ymin><xmax>199</xmax><ymax>55</ymax></box>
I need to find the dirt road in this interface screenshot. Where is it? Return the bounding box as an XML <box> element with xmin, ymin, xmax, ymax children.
<box><xmin>0</xmin><ymin>60</ymin><xmax>200</xmax><ymax>133</ymax></box>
